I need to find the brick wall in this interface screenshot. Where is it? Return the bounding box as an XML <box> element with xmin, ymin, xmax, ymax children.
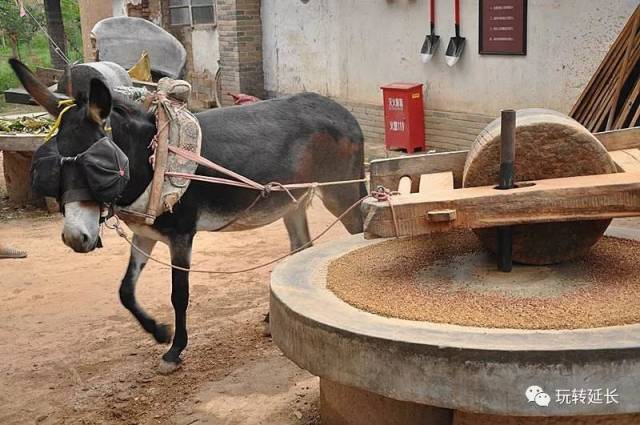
<box><xmin>126</xmin><ymin>0</ymin><xmax>151</xmax><ymax>19</ymax></box>
<box><xmin>217</xmin><ymin>0</ymin><xmax>264</xmax><ymax>105</ymax></box>
<box><xmin>338</xmin><ymin>99</ymin><xmax>493</xmax><ymax>159</ymax></box>
<box><xmin>147</xmin><ymin>0</ymin><xmax>218</xmax><ymax>109</ymax></box>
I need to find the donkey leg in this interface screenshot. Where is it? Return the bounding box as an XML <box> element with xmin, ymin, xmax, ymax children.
<box><xmin>283</xmin><ymin>204</ymin><xmax>312</xmax><ymax>252</ymax></box>
<box><xmin>320</xmin><ymin>182</ymin><xmax>367</xmax><ymax>234</ymax></box>
<box><xmin>119</xmin><ymin>234</ymin><xmax>172</xmax><ymax>344</ymax></box>
<box><xmin>159</xmin><ymin>233</ymin><xmax>194</xmax><ymax>374</ymax></box>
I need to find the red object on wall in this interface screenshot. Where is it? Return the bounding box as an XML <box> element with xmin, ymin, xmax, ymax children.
<box><xmin>381</xmin><ymin>83</ymin><xmax>425</xmax><ymax>153</ymax></box>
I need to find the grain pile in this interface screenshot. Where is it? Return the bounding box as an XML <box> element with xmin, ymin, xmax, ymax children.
<box><xmin>327</xmin><ymin>231</ymin><xmax>640</xmax><ymax>329</ymax></box>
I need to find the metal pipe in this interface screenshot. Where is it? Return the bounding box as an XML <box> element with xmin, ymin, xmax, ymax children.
<box><xmin>497</xmin><ymin>109</ymin><xmax>516</xmax><ymax>272</ymax></box>
<box><xmin>499</xmin><ymin>110</ymin><xmax>516</xmax><ymax>189</ymax></box>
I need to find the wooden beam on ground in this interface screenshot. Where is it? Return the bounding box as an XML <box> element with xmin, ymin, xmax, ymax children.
<box><xmin>363</xmin><ymin>171</ymin><xmax>640</xmax><ymax>239</ymax></box>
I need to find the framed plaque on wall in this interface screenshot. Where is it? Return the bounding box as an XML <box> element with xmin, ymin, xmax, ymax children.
<box><xmin>479</xmin><ymin>0</ymin><xmax>527</xmax><ymax>55</ymax></box>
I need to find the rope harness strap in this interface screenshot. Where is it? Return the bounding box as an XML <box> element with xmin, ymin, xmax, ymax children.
<box><xmin>95</xmin><ymin>81</ymin><xmax>401</xmax><ymax>274</ymax></box>
<box><xmin>104</xmin><ymin>186</ymin><xmax>402</xmax><ymax>275</ymax></box>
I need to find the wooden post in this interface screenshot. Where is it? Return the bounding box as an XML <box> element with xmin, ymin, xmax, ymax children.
<box><xmin>497</xmin><ymin>110</ymin><xmax>516</xmax><ymax>272</ymax></box>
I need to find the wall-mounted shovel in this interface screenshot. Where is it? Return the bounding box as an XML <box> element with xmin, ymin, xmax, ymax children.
<box><xmin>420</xmin><ymin>0</ymin><xmax>440</xmax><ymax>63</ymax></box>
<box><xmin>445</xmin><ymin>0</ymin><xmax>465</xmax><ymax>67</ymax></box>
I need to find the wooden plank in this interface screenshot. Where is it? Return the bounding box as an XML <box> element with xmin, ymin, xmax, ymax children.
<box><xmin>0</xmin><ymin>134</ymin><xmax>45</xmax><ymax>152</ymax></box>
<box><xmin>606</xmin><ymin>13</ymin><xmax>639</xmax><ymax>130</ymax></box>
<box><xmin>571</xmin><ymin>7</ymin><xmax>637</xmax><ymax>120</ymax></box>
<box><xmin>586</xmin><ymin>31</ymin><xmax>640</xmax><ymax>131</ymax></box>
<box><xmin>419</xmin><ymin>172</ymin><xmax>454</xmax><ymax>193</ymax></box>
<box><xmin>581</xmin><ymin>32</ymin><xmax>640</xmax><ymax>129</ymax></box>
<box><xmin>613</xmin><ymin>70</ymin><xmax>640</xmax><ymax>129</ymax></box>
<box><xmin>369</xmin><ymin>150</ymin><xmax>468</xmax><ymax>193</ymax></box>
<box><xmin>576</xmin><ymin>33</ymin><xmax>627</xmax><ymax>125</ymax></box>
<box><xmin>570</xmin><ymin>11</ymin><xmax>632</xmax><ymax>117</ymax></box>
<box><xmin>596</xmin><ymin>127</ymin><xmax>640</xmax><ymax>151</ymax></box>
<box><xmin>595</xmin><ymin>92</ymin><xmax>616</xmax><ymax>132</ymax></box>
<box><xmin>631</xmin><ymin>100</ymin><xmax>640</xmax><ymax>126</ymax></box>
<box><xmin>362</xmin><ymin>171</ymin><xmax>640</xmax><ymax>239</ymax></box>
<box><xmin>609</xmin><ymin>148</ymin><xmax>640</xmax><ymax>172</ymax></box>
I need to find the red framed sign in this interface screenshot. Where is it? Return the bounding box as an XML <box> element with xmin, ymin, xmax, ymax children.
<box><xmin>479</xmin><ymin>0</ymin><xmax>527</xmax><ymax>55</ymax></box>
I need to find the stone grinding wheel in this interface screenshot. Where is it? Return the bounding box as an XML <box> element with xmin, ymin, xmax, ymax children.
<box><xmin>462</xmin><ymin>109</ymin><xmax>617</xmax><ymax>265</ymax></box>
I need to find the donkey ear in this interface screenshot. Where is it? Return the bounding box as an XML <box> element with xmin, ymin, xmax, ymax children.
<box><xmin>87</xmin><ymin>78</ymin><xmax>112</xmax><ymax>123</ymax></box>
<box><xmin>9</xmin><ymin>58</ymin><xmax>62</xmax><ymax>117</ymax></box>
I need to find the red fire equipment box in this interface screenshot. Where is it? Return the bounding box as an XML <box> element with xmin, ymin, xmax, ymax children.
<box><xmin>381</xmin><ymin>83</ymin><xmax>425</xmax><ymax>153</ymax></box>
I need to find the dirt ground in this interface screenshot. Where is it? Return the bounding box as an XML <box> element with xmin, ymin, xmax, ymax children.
<box><xmin>0</xmin><ymin>170</ymin><xmax>348</xmax><ymax>424</ymax></box>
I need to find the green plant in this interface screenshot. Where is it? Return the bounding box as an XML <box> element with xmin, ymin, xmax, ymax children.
<box><xmin>0</xmin><ymin>1</ymin><xmax>82</xmax><ymax>97</ymax></box>
<box><xmin>61</xmin><ymin>0</ymin><xmax>82</xmax><ymax>59</ymax></box>
<box><xmin>0</xmin><ymin>1</ymin><xmax>43</xmax><ymax>60</ymax></box>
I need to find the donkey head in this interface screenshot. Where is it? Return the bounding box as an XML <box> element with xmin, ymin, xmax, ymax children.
<box><xmin>10</xmin><ymin>59</ymin><xmax>124</xmax><ymax>253</ymax></box>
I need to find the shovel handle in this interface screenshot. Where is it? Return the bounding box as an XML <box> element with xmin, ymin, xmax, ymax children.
<box><xmin>430</xmin><ymin>0</ymin><xmax>435</xmax><ymax>25</ymax></box>
<box><xmin>454</xmin><ymin>0</ymin><xmax>460</xmax><ymax>26</ymax></box>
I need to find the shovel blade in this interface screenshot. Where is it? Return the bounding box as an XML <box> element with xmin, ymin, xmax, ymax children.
<box><xmin>445</xmin><ymin>36</ymin><xmax>466</xmax><ymax>67</ymax></box>
<box><xmin>420</xmin><ymin>34</ymin><xmax>440</xmax><ymax>63</ymax></box>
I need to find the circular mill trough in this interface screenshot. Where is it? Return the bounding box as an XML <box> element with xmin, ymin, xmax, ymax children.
<box><xmin>270</xmin><ymin>230</ymin><xmax>640</xmax><ymax>425</ymax></box>
<box><xmin>271</xmin><ymin>110</ymin><xmax>640</xmax><ymax>424</ymax></box>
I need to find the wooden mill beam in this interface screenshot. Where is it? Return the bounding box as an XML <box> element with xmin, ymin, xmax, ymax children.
<box><xmin>363</xmin><ymin>171</ymin><xmax>640</xmax><ymax>239</ymax></box>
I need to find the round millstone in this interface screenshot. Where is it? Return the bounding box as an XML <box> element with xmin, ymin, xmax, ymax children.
<box><xmin>463</xmin><ymin>109</ymin><xmax>617</xmax><ymax>265</ymax></box>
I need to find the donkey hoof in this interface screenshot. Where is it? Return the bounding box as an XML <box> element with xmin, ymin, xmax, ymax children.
<box><xmin>154</xmin><ymin>323</ymin><xmax>172</xmax><ymax>344</ymax></box>
<box><xmin>157</xmin><ymin>359</ymin><xmax>182</xmax><ymax>375</ymax></box>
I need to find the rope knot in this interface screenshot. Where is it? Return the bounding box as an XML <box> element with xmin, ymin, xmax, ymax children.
<box><xmin>371</xmin><ymin>185</ymin><xmax>399</xmax><ymax>202</ymax></box>
<box><xmin>261</xmin><ymin>183</ymin><xmax>273</xmax><ymax>198</ymax></box>
<box><xmin>263</xmin><ymin>182</ymin><xmax>299</xmax><ymax>204</ymax></box>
